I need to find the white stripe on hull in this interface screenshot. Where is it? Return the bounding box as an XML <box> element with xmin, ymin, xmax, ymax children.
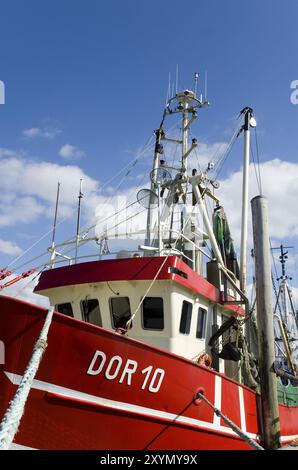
<box><xmin>4</xmin><ymin>371</ymin><xmax>257</xmax><ymax>441</ymax></box>
<box><xmin>213</xmin><ymin>375</ymin><xmax>222</xmax><ymax>427</ymax></box>
<box><xmin>5</xmin><ymin>371</ymin><xmax>298</xmax><ymax>448</ymax></box>
<box><xmin>238</xmin><ymin>385</ymin><xmax>247</xmax><ymax>433</ymax></box>
<box><xmin>9</xmin><ymin>443</ymin><xmax>37</xmax><ymax>450</ymax></box>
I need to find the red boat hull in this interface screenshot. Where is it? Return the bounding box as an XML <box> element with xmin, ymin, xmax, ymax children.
<box><xmin>0</xmin><ymin>295</ymin><xmax>297</xmax><ymax>450</ymax></box>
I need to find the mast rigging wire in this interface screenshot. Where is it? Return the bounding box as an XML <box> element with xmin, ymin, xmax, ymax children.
<box><xmin>250</xmin><ymin>142</ymin><xmax>262</xmax><ymax>195</ymax></box>
<box><xmin>5</xmin><ymin>133</ymin><xmax>156</xmax><ymax>271</ymax></box>
<box><xmin>254</xmin><ymin>127</ymin><xmax>263</xmax><ymax>195</ymax></box>
<box><xmin>212</xmin><ymin>124</ymin><xmax>242</xmax><ymax>181</ymax></box>
<box><xmin>7</xmin><ymin>206</ymin><xmax>150</xmax><ymax>298</ymax></box>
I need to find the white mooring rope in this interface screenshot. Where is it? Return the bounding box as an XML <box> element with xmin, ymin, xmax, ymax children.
<box><xmin>0</xmin><ymin>307</ymin><xmax>54</xmax><ymax>450</ymax></box>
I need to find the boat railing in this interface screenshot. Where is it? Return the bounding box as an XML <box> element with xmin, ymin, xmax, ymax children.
<box><xmin>46</xmin><ymin>226</ymin><xmax>213</xmax><ymax>270</ymax></box>
<box><xmin>46</xmin><ymin>231</ymin><xmax>247</xmax><ymax>316</ymax></box>
<box><xmin>46</xmin><ymin>244</ymin><xmax>198</xmax><ymax>269</ymax></box>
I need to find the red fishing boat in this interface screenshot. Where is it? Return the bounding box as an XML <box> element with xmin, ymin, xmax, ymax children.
<box><xmin>1</xmin><ymin>85</ymin><xmax>298</xmax><ymax>450</ymax></box>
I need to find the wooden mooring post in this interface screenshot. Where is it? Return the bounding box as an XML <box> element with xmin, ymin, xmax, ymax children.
<box><xmin>251</xmin><ymin>195</ymin><xmax>281</xmax><ymax>449</ymax></box>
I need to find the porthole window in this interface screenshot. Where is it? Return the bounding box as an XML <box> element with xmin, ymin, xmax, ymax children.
<box><xmin>142</xmin><ymin>297</ymin><xmax>164</xmax><ymax>330</ymax></box>
<box><xmin>56</xmin><ymin>302</ymin><xmax>73</xmax><ymax>317</ymax></box>
<box><xmin>110</xmin><ymin>297</ymin><xmax>131</xmax><ymax>329</ymax></box>
<box><xmin>179</xmin><ymin>301</ymin><xmax>192</xmax><ymax>334</ymax></box>
<box><xmin>81</xmin><ymin>298</ymin><xmax>102</xmax><ymax>327</ymax></box>
<box><xmin>196</xmin><ymin>307</ymin><xmax>207</xmax><ymax>339</ymax></box>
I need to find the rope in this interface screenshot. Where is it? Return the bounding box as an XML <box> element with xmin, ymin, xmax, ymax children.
<box><xmin>254</xmin><ymin>127</ymin><xmax>263</xmax><ymax>195</ymax></box>
<box><xmin>250</xmin><ymin>142</ymin><xmax>262</xmax><ymax>196</ymax></box>
<box><xmin>0</xmin><ymin>307</ymin><xmax>54</xmax><ymax>450</ymax></box>
<box><xmin>212</xmin><ymin>123</ymin><xmax>242</xmax><ymax>181</ymax></box>
<box><xmin>126</xmin><ymin>255</ymin><xmax>170</xmax><ymax>329</ymax></box>
<box><xmin>12</xmin><ymin>267</ymin><xmax>47</xmax><ymax>299</ymax></box>
<box><xmin>196</xmin><ymin>391</ymin><xmax>264</xmax><ymax>450</ymax></box>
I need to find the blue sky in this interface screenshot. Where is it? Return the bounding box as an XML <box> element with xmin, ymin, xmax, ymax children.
<box><xmin>0</xmin><ymin>0</ymin><xmax>298</xmax><ymax>300</ymax></box>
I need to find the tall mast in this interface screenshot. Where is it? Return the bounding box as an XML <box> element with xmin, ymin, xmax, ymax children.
<box><xmin>145</xmin><ymin>85</ymin><xmax>208</xmax><ymax>262</ymax></box>
<box><xmin>272</xmin><ymin>244</ymin><xmax>293</xmax><ymax>323</ymax></box>
<box><xmin>240</xmin><ymin>107</ymin><xmax>255</xmax><ymax>293</ymax></box>
<box><xmin>272</xmin><ymin>244</ymin><xmax>297</xmax><ymax>373</ymax></box>
<box><xmin>75</xmin><ymin>179</ymin><xmax>83</xmax><ymax>264</ymax></box>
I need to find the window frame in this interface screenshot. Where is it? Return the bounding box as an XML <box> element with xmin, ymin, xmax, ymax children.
<box><xmin>55</xmin><ymin>302</ymin><xmax>74</xmax><ymax>318</ymax></box>
<box><xmin>80</xmin><ymin>298</ymin><xmax>102</xmax><ymax>327</ymax></box>
<box><xmin>179</xmin><ymin>300</ymin><xmax>193</xmax><ymax>335</ymax></box>
<box><xmin>109</xmin><ymin>296</ymin><xmax>132</xmax><ymax>329</ymax></box>
<box><xmin>141</xmin><ymin>296</ymin><xmax>165</xmax><ymax>331</ymax></box>
<box><xmin>196</xmin><ymin>306</ymin><xmax>207</xmax><ymax>339</ymax></box>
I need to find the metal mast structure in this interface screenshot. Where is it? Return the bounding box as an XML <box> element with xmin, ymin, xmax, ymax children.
<box><xmin>272</xmin><ymin>244</ymin><xmax>298</xmax><ymax>373</ymax></box>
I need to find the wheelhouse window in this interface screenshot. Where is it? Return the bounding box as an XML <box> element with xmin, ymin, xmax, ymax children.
<box><xmin>179</xmin><ymin>301</ymin><xmax>192</xmax><ymax>334</ymax></box>
<box><xmin>142</xmin><ymin>297</ymin><xmax>164</xmax><ymax>330</ymax></box>
<box><xmin>196</xmin><ymin>307</ymin><xmax>207</xmax><ymax>339</ymax></box>
<box><xmin>110</xmin><ymin>297</ymin><xmax>131</xmax><ymax>329</ymax></box>
<box><xmin>56</xmin><ymin>302</ymin><xmax>73</xmax><ymax>317</ymax></box>
<box><xmin>80</xmin><ymin>298</ymin><xmax>102</xmax><ymax>327</ymax></box>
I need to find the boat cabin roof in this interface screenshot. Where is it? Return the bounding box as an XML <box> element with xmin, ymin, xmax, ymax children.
<box><xmin>35</xmin><ymin>256</ymin><xmax>244</xmax><ymax>317</ymax></box>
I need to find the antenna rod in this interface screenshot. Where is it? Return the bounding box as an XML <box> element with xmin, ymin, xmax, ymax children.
<box><xmin>194</xmin><ymin>72</ymin><xmax>199</xmax><ymax>98</ymax></box>
<box><xmin>50</xmin><ymin>182</ymin><xmax>61</xmax><ymax>268</ymax></box>
<box><xmin>75</xmin><ymin>179</ymin><xmax>83</xmax><ymax>264</ymax></box>
<box><xmin>204</xmin><ymin>71</ymin><xmax>208</xmax><ymax>101</ymax></box>
<box><xmin>277</xmin><ymin>244</ymin><xmax>292</xmax><ymax>326</ymax></box>
<box><xmin>51</xmin><ymin>182</ymin><xmax>61</xmax><ymax>247</ymax></box>
<box><xmin>280</xmin><ymin>245</ymin><xmax>287</xmax><ymax>278</ymax></box>
<box><xmin>165</xmin><ymin>72</ymin><xmax>171</xmax><ymax>105</ymax></box>
<box><xmin>271</xmin><ymin>244</ymin><xmax>293</xmax><ymax>280</ymax></box>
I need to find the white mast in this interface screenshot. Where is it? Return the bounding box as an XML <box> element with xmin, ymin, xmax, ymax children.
<box><xmin>145</xmin><ymin>84</ymin><xmax>209</xmax><ymax>265</ymax></box>
<box><xmin>240</xmin><ymin>107</ymin><xmax>255</xmax><ymax>293</ymax></box>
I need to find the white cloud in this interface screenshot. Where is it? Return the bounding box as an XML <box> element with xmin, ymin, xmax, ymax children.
<box><xmin>0</xmin><ymin>148</ymin><xmax>99</xmax><ymax>229</ymax></box>
<box><xmin>95</xmin><ymin>192</ymin><xmax>148</xmax><ymax>241</ymax></box>
<box><xmin>3</xmin><ymin>273</ymin><xmax>50</xmax><ymax>308</ymax></box>
<box><xmin>0</xmin><ymin>239</ymin><xmax>23</xmax><ymax>256</ymax></box>
<box><xmin>23</xmin><ymin>127</ymin><xmax>61</xmax><ymax>140</ymax></box>
<box><xmin>59</xmin><ymin>144</ymin><xmax>85</xmax><ymax>160</ymax></box>
<box><xmin>0</xmin><ymin>196</ymin><xmax>45</xmax><ymax>227</ymax></box>
<box><xmin>290</xmin><ymin>286</ymin><xmax>298</xmax><ymax>308</ymax></box>
<box><xmin>93</xmin><ymin>156</ymin><xmax>298</xmax><ymax>270</ymax></box>
<box><xmin>217</xmin><ymin>159</ymin><xmax>298</xmax><ymax>248</ymax></box>
<box><xmin>23</xmin><ymin>127</ymin><xmax>41</xmax><ymax>138</ymax></box>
